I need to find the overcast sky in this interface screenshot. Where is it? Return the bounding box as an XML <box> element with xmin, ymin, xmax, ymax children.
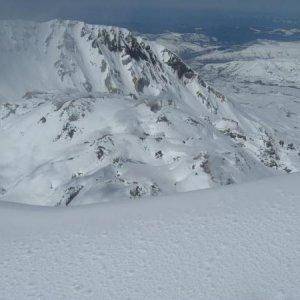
<box><xmin>1</xmin><ymin>0</ymin><xmax>300</xmax><ymax>31</ymax></box>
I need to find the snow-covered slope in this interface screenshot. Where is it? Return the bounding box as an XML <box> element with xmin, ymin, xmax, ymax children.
<box><xmin>198</xmin><ymin>40</ymin><xmax>300</xmax><ymax>87</ymax></box>
<box><xmin>0</xmin><ymin>20</ymin><xmax>299</xmax><ymax>206</ymax></box>
<box><xmin>154</xmin><ymin>33</ymin><xmax>300</xmax><ymax>166</ymax></box>
<box><xmin>143</xmin><ymin>31</ymin><xmax>218</xmax><ymax>60</ymax></box>
<box><xmin>0</xmin><ymin>173</ymin><xmax>299</xmax><ymax>299</ymax></box>
<box><xmin>193</xmin><ymin>40</ymin><xmax>300</xmax><ymax>169</ymax></box>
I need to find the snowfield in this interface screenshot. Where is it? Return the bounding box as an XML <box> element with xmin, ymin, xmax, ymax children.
<box><xmin>0</xmin><ymin>172</ymin><xmax>299</xmax><ymax>299</ymax></box>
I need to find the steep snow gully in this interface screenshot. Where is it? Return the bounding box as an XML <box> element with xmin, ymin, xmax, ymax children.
<box><xmin>0</xmin><ymin>173</ymin><xmax>299</xmax><ymax>299</ymax></box>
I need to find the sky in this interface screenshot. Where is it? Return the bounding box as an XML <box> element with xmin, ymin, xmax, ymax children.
<box><xmin>1</xmin><ymin>0</ymin><xmax>300</xmax><ymax>33</ymax></box>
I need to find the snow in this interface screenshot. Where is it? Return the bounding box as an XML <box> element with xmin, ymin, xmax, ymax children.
<box><xmin>156</xmin><ymin>33</ymin><xmax>300</xmax><ymax>170</ymax></box>
<box><xmin>0</xmin><ymin>19</ymin><xmax>299</xmax><ymax>299</ymax></box>
<box><xmin>1</xmin><ymin>20</ymin><xmax>299</xmax><ymax>206</ymax></box>
<box><xmin>198</xmin><ymin>40</ymin><xmax>300</xmax><ymax>86</ymax></box>
<box><xmin>0</xmin><ymin>172</ymin><xmax>299</xmax><ymax>299</ymax></box>
<box><xmin>143</xmin><ymin>31</ymin><xmax>218</xmax><ymax>59</ymax></box>
<box><xmin>194</xmin><ymin>40</ymin><xmax>300</xmax><ymax>174</ymax></box>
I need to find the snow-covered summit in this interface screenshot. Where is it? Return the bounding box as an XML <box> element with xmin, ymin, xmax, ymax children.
<box><xmin>0</xmin><ymin>19</ymin><xmax>225</xmax><ymax>114</ymax></box>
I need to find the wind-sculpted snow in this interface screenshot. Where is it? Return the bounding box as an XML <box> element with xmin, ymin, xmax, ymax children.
<box><xmin>0</xmin><ymin>20</ymin><xmax>299</xmax><ymax>206</ymax></box>
<box><xmin>0</xmin><ymin>173</ymin><xmax>299</xmax><ymax>299</ymax></box>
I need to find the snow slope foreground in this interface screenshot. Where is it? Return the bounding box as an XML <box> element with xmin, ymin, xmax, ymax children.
<box><xmin>0</xmin><ymin>173</ymin><xmax>299</xmax><ymax>299</ymax></box>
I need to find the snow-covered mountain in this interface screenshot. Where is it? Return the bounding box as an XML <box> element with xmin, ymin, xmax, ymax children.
<box><xmin>198</xmin><ymin>40</ymin><xmax>300</xmax><ymax>87</ymax></box>
<box><xmin>143</xmin><ymin>31</ymin><xmax>218</xmax><ymax>61</ymax></box>
<box><xmin>0</xmin><ymin>20</ymin><xmax>299</xmax><ymax>206</ymax></box>
<box><xmin>0</xmin><ymin>19</ymin><xmax>221</xmax><ymax>103</ymax></box>
<box><xmin>189</xmin><ymin>39</ymin><xmax>300</xmax><ymax>169</ymax></box>
<box><xmin>154</xmin><ymin>33</ymin><xmax>300</xmax><ymax>163</ymax></box>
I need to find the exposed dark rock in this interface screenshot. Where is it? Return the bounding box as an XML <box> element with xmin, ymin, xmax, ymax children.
<box><xmin>164</xmin><ymin>50</ymin><xmax>195</xmax><ymax>79</ymax></box>
<box><xmin>226</xmin><ymin>178</ymin><xmax>235</xmax><ymax>185</ymax></box>
<box><xmin>130</xmin><ymin>186</ymin><xmax>143</xmax><ymax>198</ymax></box>
<box><xmin>96</xmin><ymin>146</ymin><xmax>105</xmax><ymax>160</ymax></box>
<box><xmin>155</xmin><ymin>150</ymin><xmax>163</xmax><ymax>159</ymax></box>
<box><xmin>38</xmin><ymin>116</ymin><xmax>46</xmax><ymax>124</ymax></box>
<box><xmin>223</xmin><ymin>128</ymin><xmax>247</xmax><ymax>141</ymax></box>
<box><xmin>113</xmin><ymin>157</ymin><xmax>122</xmax><ymax>167</ymax></box>
<box><xmin>284</xmin><ymin>167</ymin><xmax>292</xmax><ymax>173</ymax></box>
<box><xmin>124</xmin><ymin>34</ymin><xmax>148</xmax><ymax>61</ymax></box>
<box><xmin>229</xmin><ymin>132</ymin><xmax>247</xmax><ymax>141</ymax></box>
<box><xmin>71</xmin><ymin>172</ymin><xmax>84</xmax><ymax>179</ymax></box>
<box><xmin>266</xmin><ymin>141</ymin><xmax>273</xmax><ymax>148</ymax></box>
<box><xmin>147</xmin><ymin>100</ymin><xmax>162</xmax><ymax>113</ymax></box>
<box><xmin>265</xmin><ymin>160</ymin><xmax>278</xmax><ymax>168</ymax></box>
<box><xmin>63</xmin><ymin>123</ymin><xmax>76</xmax><ymax>139</ymax></box>
<box><xmin>186</xmin><ymin>117</ymin><xmax>201</xmax><ymax>126</ymax></box>
<box><xmin>2</xmin><ymin>103</ymin><xmax>19</xmax><ymax>119</ymax></box>
<box><xmin>101</xmin><ymin>60</ymin><xmax>107</xmax><ymax>72</ymax></box>
<box><xmin>155</xmin><ymin>137</ymin><xmax>163</xmax><ymax>143</ymax></box>
<box><xmin>150</xmin><ymin>183</ymin><xmax>160</xmax><ymax>196</ymax></box>
<box><xmin>157</xmin><ymin>114</ymin><xmax>171</xmax><ymax>125</ymax></box>
<box><xmin>287</xmin><ymin>143</ymin><xmax>295</xmax><ymax>150</ymax></box>
<box><xmin>65</xmin><ymin>185</ymin><xmax>84</xmax><ymax>206</ymax></box>
<box><xmin>68</xmin><ymin>113</ymin><xmax>80</xmax><ymax>122</ymax></box>
<box><xmin>91</xmin><ymin>39</ymin><xmax>102</xmax><ymax>54</ymax></box>
<box><xmin>55</xmin><ymin>122</ymin><xmax>77</xmax><ymax>141</ymax></box>
<box><xmin>201</xmin><ymin>155</ymin><xmax>211</xmax><ymax>174</ymax></box>
<box><xmin>100</xmin><ymin>29</ymin><xmax>123</xmax><ymax>52</ymax></box>
<box><xmin>0</xmin><ymin>187</ymin><xmax>7</xmax><ymax>195</ymax></box>
<box><xmin>83</xmin><ymin>81</ymin><xmax>93</xmax><ymax>93</ymax></box>
<box><xmin>133</xmin><ymin>76</ymin><xmax>150</xmax><ymax>93</ymax></box>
